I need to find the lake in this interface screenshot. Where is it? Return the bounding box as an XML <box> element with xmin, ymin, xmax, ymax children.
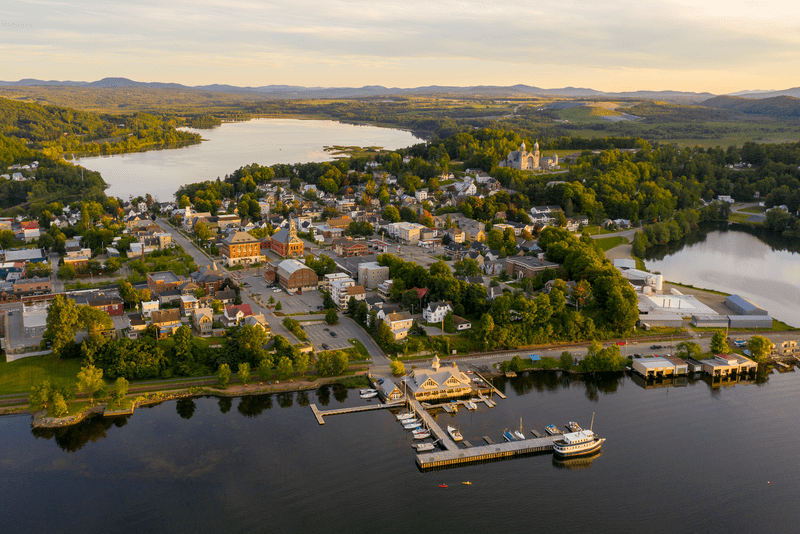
<box><xmin>644</xmin><ymin>228</ymin><xmax>800</xmax><ymax>326</ymax></box>
<box><xmin>3</xmin><ymin>369</ymin><xmax>799</xmax><ymax>534</ymax></box>
<box><xmin>75</xmin><ymin>119</ymin><xmax>423</xmax><ymax>200</ymax></box>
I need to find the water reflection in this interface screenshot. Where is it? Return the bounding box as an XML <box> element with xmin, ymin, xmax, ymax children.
<box><xmin>332</xmin><ymin>385</ymin><xmax>348</xmax><ymax>403</ymax></box>
<box><xmin>237</xmin><ymin>394</ymin><xmax>273</xmax><ymax>417</ymax></box>
<box><xmin>218</xmin><ymin>397</ymin><xmax>232</xmax><ymax>414</ymax></box>
<box><xmin>31</xmin><ymin>416</ymin><xmax>129</xmax><ymax>453</ymax></box>
<box><xmin>176</xmin><ymin>398</ymin><xmax>196</xmax><ymax>419</ymax></box>
<box><xmin>277</xmin><ymin>392</ymin><xmax>293</xmax><ymax>408</ymax></box>
<box><xmin>318</xmin><ymin>385</ymin><xmax>331</xmax><ymax>406</ymax></box>
<box><xmin>552</xmin><ymin>450</ymin><xmax>604</xmax><ymax>470</ymax></box>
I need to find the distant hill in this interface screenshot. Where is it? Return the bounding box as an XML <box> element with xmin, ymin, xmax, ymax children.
<box><xmin>701</xmin><ymin>95</ymin><xmax>800</xmax><ymax>120</ymax></box>
<box><xmin>726</xmin><ymin>87</ymin><xmax>800</xmax><ymax>99</ymax></box>
<box><xmin>0</xmin><ymin>77</ymin><xmax>715</xmax><ymax>103</ymax></box>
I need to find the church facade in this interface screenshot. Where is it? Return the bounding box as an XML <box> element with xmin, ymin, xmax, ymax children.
<box><xmin>498</xmin><ymin>141</ymin><xmax>559</xmax><ymax>171</ymax></box>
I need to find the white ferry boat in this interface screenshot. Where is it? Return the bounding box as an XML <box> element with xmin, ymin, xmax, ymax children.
<box><xmin>553</xmin><ymin>430</ymin><xmax>605</xmax><ymax>458</ymax></box>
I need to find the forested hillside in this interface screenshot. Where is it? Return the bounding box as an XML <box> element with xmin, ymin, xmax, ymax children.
<box><xmin>701</xmin><ymin>95</ymin><xmax>800</xmax><ymax>120</ymax></box>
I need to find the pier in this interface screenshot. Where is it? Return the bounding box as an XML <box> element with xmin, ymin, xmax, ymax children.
<box><xmin>408</xmin><ymin>398</ymin><xmax>459</xmax><ymax>451</ymax></box>
<box><xmin>416</xmin><ymin>434</ymin><xmax>558</xmax><ymax>470</ymax></box>
<box><xmin>473</xmin><ymin>371</ymin><xmax>506</xmax><ymax>399</ymax></box>
<box><xmin>310</xmin><ymin>401</ymin><xmax>402</xmax><ymax>425</ymax></box>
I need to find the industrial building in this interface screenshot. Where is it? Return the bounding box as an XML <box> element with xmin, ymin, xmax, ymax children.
<box><xmin>725</xmin><ymin>294</ymin><xmax>768</xmax><ymax>316</ymax></box>
<box><xmin>632</xmin><ymin>356</ymin><xmax>689</xmax><ymax>378</ymax></box>
<box><xmin>695</xmin><ymin>354</ymin><xmax>758</xmax><ymax>377</ymax></box>
<box><xmin>728</xmin><ymin>315</ymin><xmax>773</xmax><ymax>328</ymax></box>
<box><xmin>691</xmin><ymin>314</ymin><xmax>730</xmax><ymax>328</ymax></box>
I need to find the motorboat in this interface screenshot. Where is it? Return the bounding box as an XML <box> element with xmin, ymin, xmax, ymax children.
<box><xmin>503</xmin><ymin>430</ymin><xmax>516</xmax><ymax>442</ymax></box>
<box><xmin>360</xmin><ymin>389</ymin><xmax>377</xmax><ymax>395</ymax></box>
<box><xmin>360</xmin><ymin>391</ymin><xmax>378</xmax><ymax>399</ymax></box>
<box><xmin>566</xmin><ymin>421</ymin><xmax>582</xmax><ymax>433</ymax></box>
<box><xmin>404</xmin><ymin>422</ymin><xmax>422</xmax><ymax>430</ymax></box>
<box><xmin>464</xmin><ymin>400</ymin><xmax>477</xmax><ymax>410</ymax></box>
<box><xmin>396</xmin><ymin>412</ymin><xmax>414</xmax><ymax>420</ymax></box>
<box><xmin>514</xmin><ymin>430</ymin><xmax>526</xmax><ymax>440</ymax></box>
<box><xmin>545</xmin><ymin>424</ymin><xmax>563</xmax><ymax>436</ymax></box>
<box><xmin>447</xmin><ymin>425</ymin><xmax>463</xmax><ymax>442</ymax></box>
<box><xmin>413</xmin><ymin>430</ymin><xmax>431</xmax><ymax>439</ymax></box>
<box><xmin>414</xmin><ymin>443</ymin><xmax>434</xmax><ymax>452</ymax></box>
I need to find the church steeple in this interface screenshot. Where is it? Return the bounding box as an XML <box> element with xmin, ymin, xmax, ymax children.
<box><xmin>289</xmin><ymin>216</ymin><xmax>297</xmax><ymax>238</ymax></box>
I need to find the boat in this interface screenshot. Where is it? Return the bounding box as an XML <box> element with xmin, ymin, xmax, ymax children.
<box><xmin>503</xmin><ymin>430</ymin><xmax>516</xmax><ymax>442</ymax></box>
<box><xmin>462</xmin><ymin>481</ymin><xmax>472</xmax><ymax>485</ymax></box>
<box><xmin>566</xmin><ymin>421</ymin><xmax>582</xmax><ymax>433</ymax></box>
<box><xmin>465</xmin><ymin>400</ymin><xmax>477</xmax><ymax>410</ymax></box>
<box><xmin>514</xmin><ymin>430</ymin><xmax>526</xmax><ymax>440</ymax></box>
<box><xmin>396</xmin><ymin>412</ymin><xmax>414</xmax><ymax>420</ymax></box>
<box><xmin>360</xmin><ymin>391</ymin><xmax>378</xmax><ymax>399</ymax></box>
<box><xmin>400</xmin><ymin>417</ymin><xmax>418</xmax><ymax>424</ymax></box>
<box><xmin>439</xmin><ymin>484</ymin><xmax>448</xmax><ymax>488</ymax></box>
<box><xmin>447</xmin><ymin>425</ymin><xmax>463</xmax><ymax>442</ymax></box>
<box><xmin>404</xmin><ymin>422</ymin><xmax>422</xmax><ymax>430</ymax></box>
<box><xmin>360</xmin><ymin>389</ymin><xmax>377</xmax><ymax>394</ymax></box>
<box><xmin>414</xmin><ymin>443</ymin><xmax>434</xmax><ymax>452</ymax></box>
<box><xmin>553</xmin><ymin>413</ymin><xmax>605</xmax><ymax>458</ymax></box>
<box><xmin>545</xmin><ymin>424</ymin><xmax>563</xmax><ymax>436</ymax></box>
<box><xmin>413</xmin><ymin>430</ymin><xmax>431</xmax><ymax>440</ymax></box>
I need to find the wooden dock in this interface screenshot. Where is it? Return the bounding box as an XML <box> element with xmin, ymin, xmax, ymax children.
<box><xmin>416</xmin><ymin>435</ymin><xmax>558</xmax><ymax>470</ymax></box>
<box><xmin>310</xmin><ymin>401</ymin><xmax>402</xmax><ymax>425</ymax></box>
<box><xmin>408</xmin><ymin>398</ymin><xmax>459</xmax><ymax>452</ymax></box>
<box><xmin>530</xmin><ymin>429</ymin><xmax>543</xmax><ymax>438</ymax></box>
<box><xmin>473</xmin><ymin>371</ymin><xmax>506</xmax><ymax>399</ymax></box>
<box><xmin>483</xmin><ymin>436</ymin><xmax>494</xmax><ymax>444</ymax></box>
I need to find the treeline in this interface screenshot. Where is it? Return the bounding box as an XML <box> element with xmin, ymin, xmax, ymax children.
<box><xmin>0</xmin><ymin>96</ymin><xmax>201</xmax><ymax>158</ymax></box>
<box><xmin>187</xmin><ymin>114</ymin><xmax>222</xmax><ymax>128</ymax></box>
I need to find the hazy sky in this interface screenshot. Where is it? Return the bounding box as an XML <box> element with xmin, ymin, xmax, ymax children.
<box><xmin>2</xmin><ymin>0</ymin><xmax>798</xmax><ymax>93</ymax></box>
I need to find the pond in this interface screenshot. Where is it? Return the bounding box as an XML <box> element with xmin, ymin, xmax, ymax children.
<box><xmin>75</xmin><ymin>119</ymin><xmax>423</xmax><ymax>200</ymax></box>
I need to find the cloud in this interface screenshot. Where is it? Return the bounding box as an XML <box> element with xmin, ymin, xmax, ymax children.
<box><xmin>4</xmin><ymin>0</ymin><xmax>800</xmax><ymax>91</ymax></box>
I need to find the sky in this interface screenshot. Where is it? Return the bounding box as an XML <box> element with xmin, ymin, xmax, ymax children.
<box><xmin>2</xmin><ymin>0</ymin><xmax>799</xmax><ymax>94</ymax></box>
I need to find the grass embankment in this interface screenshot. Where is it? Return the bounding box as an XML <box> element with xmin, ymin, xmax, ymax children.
<box><xmin>728</xmin><ymin>213</ymin><xmax>753</xmax><ymax>223</ymax></box>
<box><xmin>596</xmin><ymin>236</ymin><xmax>629</xmax><ymax>251</ymax></box>
<box><xmin>739</xmin><ymin>206</ymin><xmax>766</xmax><ymax>214</ymax></box>
<box><xmin>348</xmin><ymin>339</ymin><xmax>370</xmax><ymax>360</ymax></box>
<box><xmin>664</xmin><ymin>281</ymin><xmax>730</xmax><ymax>296</ymax></box>
<box><xmin>0</xmin><ymin>356</ymin><xmax>84</xmax><ymax>396</ymax></box>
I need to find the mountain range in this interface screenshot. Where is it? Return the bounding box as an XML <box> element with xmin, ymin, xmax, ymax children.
<box><xmin>0</xmin><ymin>77</ymin><xmax>731</xmax><ymax>102</ymax></box>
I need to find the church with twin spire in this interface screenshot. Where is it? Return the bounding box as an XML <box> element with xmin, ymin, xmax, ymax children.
<box><xmin>498</xmin><ymin>140</ymin><xmax>559</xmax><ymax>171</ymax></box>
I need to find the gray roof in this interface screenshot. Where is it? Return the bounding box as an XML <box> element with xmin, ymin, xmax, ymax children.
<box><xmin>4</xmin><ymin>248</ymin><xmax>44</xmax><ymax>262</ymax></box>
<box><xmin>725</xmin><ymin>294</ymin><xmax>767</xmax><ymax>314</ymax></box>
<box><xmin>277</xmin><ymin>259</ymin><xmax>311</xmax><ymax>278</ymax></box>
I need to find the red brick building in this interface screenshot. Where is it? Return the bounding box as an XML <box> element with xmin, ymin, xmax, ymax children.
<box><xmin>221</xmin><ymin>231</ymin><xmax>265</xmax><ymax>267</ymax></box>
<box><xmin>333</xmin><ymin>237</ymin><xmax>368</xmax><ymax>257</ymax></box>
<box><xmin>266</xmin><ymin>220</ymin><xmax>304</xmax><ymax>258</ymax></box>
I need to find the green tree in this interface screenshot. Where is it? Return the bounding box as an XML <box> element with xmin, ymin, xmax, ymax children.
<box><xmin>401</xmin><ymin>289</ymin><xmax>419</xmax><ymax>312</ymax></box>
<box><xmin>443</xmin><ymin>311</ymin><xmax>456</xmax><ymax>333</ymax></box>
<box><xmin>390</xmin><ymin>359</ymin><xmax>406</xmax><ymax>376</ymax></box>
<box><xmin>257</xmin><ymin>356</ymin><xmax>273</xmax><ymax>381</ymax></box>
<box><xmin>322</xmin><ymin>291</ymin><xmax>336</xmax><ymax>310</ymax></box>
<box><xmin>104</xmin><ymin>257</ymin><xmax>122</xmax><ymax>274</ymax></box>
<box><xmin>112</xmin><ymin>377</ymin><xmax>129</xmax><ymax>406</ymax></box>
<box><xmin>296</xmin><ymin>352</ymin><xmax>310</xmax><ymax>377</ymax></box>
<box><xmin>268</xmin><ymin>295</ymin><xmax>275</xmax><ymax>305</ymax></box>
<box><xmin>710</xmin><ymin>331</ymin><xmax>730</xmax><ymax>354</ymax></box>
<box><xmin>315</xmin><ymin>351</ymin><xmax>332</xmax><ymax>376</ymax></box>
<box><xmin>559</xmin><ymin>351</ymin><xmax>573</xmax><ymax>370</ymax></box>
<box><xmin>238</xmin><ymin>362</ymin><xmax>251</xmax><ymax>386</ymax></box>
<box><xmin>29</xmin><ymin>380</ymin><xmax>52</xmax><ymax>411</ymax></box>
<box><xmin>676</xmin><ymin>341</ymin><xmax>702</xmax><ymax>359</ymax></box>
<box><xmin>218</xmin><ymin>363</ymin><xmax>231</xmax><ymax>389</ymax></box>
<box><xmin>211</xmin><ymin>299</ymin><xmax>223</xmax><ymax>314</ymax></box>
<box><xmin>326</xmin><ymin>308</ymin><xmax>338</xmax><ymax>325</ymax></box>
<box><xmin>51</xmin><ymin>392</ymin><xmax>68</xmax><ymax>417</ymax></box>
<box><xmin>383</xmin><ymin>206</ymin><xmax>401</xmax><ymax>222</ymax></box>
<box><xmin>275</xmin><ymin>301</ymin><xmax>282</xmax><ymax>311</ymax></box>
<box><xmin>76</xmin><ymin>364</ymin><xmax>105</xmax><ymax>403</ymax></box>
<box><xmin>346</xmin><ymin>296</ymin><xmax>358</xmax><ymax>315</ymax></box>
<box><xmin>58</xmin><ymin>263</ymin><xmax>76</xmax><ymax>280</ymax></box>
<box><xmin>78</xmin><ymin>305</ymin><xmax>114</xmax><ymax>342</ymax></box>
<box><xmin>331</xmin><ymin>352</ymin><xmax>349</xmax><ymax>375</ymax></box>
<box><xmin>375</xmin><ymin>321</ymin><xmax>395</xmax><ymax>350</ymax></box>
<box><xmin>194</xmin><ymin>221</ymin><xmax>212</xmax><ymax>241</ymax></box>
<box><xmin>747</xmin><ymin>335</ymin><xmax>772</xmax><ymax>362</ymax></box>
<box><xmin>276</xmin><ymin>356</ymin><xmax>294</xmax><ymax>380</ymax></box>
<box><xmin>44</xmin><ymin>295</ymin><xmax>80</xmax><ymax>357</ymax></box>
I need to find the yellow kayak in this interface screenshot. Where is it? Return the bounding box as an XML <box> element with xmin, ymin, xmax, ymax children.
<box><xmin>462</xmin><ymin>481</ymin><xmax>472</xmax><ymax>485</ymax></box>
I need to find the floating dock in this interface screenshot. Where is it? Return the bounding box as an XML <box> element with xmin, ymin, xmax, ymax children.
<box><xmin>310</xmin><ymin>401</ymin><xmax>402</xmax><ymax>425</ymax></box>
<box><xmin>473</xmin><ymin>371</ymin><xmax>506</xmax><ymax>399</ymax></box>
<box><xmin>416</xmin><ymin>435</ymin><xmax>558</xmax><ymax>470</ymax></box>
<box><xmin>408</xmin><ymin>398</ymin><xmax>459</xmax><ymax>452</ymax></box>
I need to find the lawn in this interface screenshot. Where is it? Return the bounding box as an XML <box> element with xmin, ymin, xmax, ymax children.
<box><xmin>739</xmin><ymin>206</ymin><xmax>766</xmax><ymax>214</ymax></box>
<box><xmin>0</xmin><ymin>355</ymin><xmax>85</xmax><ymax>396</ymax></box>
<box><xmin>580</xmin><ymin>225</ymin><xmax>614</xmax><ymax>236</ymax></box>
<box><xmin>596</xmin><ymin>236</ymin><xmax>628</xmax><ymax>252</ymax></box>
<box><xmin>348</xmin><ymin>339</ymin><xmax>370</xmax><ymax>361</ymax></box>
<box><xmin>728</xmin><ymin>212</ymin><xmax>752</xmax><ymax>223</ymax></box>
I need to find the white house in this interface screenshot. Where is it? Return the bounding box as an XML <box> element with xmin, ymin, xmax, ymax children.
<box><xmin>423</xmin><ymin>301</ymin><xmax>452</xmax><ymax>323</ymax></box>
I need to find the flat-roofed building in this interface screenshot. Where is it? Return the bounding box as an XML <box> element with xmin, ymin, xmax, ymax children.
<box><xmin>728</xmin><ymin>315</ymin><xmax>773</xmax><ymax>329</ymax></box>
<box><xmin>691</xmin><ymin>314</ymin><xmax>729</xmax><ymax>328</ymax></box>
<box><xmin>632</xmin><ymin>356</ymin><xmax>688</xmax><ymax>378</ymax></box>
<box><xmin>147</xmin><ymin>271</ymin><xmax>183</xmax><ymax>295</ymax></box>
<box><xmin>357</xmin><ymin>262</ymin><xmax>389</xmax><ymax>289</ymax></box>
<box><xmin>505</xmin><ymin>256</ymin><xmax>558</xmax><ymax>280</ymax></box>
<box><xmin>699</xmin><ymin>354</ymin><xmax>758</xmax><ymax>377</ymax></box>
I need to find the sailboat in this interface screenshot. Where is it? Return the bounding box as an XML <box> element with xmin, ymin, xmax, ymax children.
<box><xmin>514</xmin><ymin>417</ymin><xmax>526</xmax><ymax>440</ymax></box>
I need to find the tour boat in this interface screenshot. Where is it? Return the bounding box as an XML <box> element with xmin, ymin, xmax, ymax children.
<box><xmin>553</xmin><ymin>430</ymin><xmax>605</xmax><ymax>458</ymax></box>
<box><xmin>566</xmin><ymin>421</ymin><xmax>582</xmax><ymax>433</ymax></box>
<box><xmin>396</xmin><ymin>412</ymin><xmax>414</xmax><ymax>420</ymax></box>
<box><xmin>503</xmin><ymin>430</ymin><xmax>516</xmax><ymax>442</ymax></box>
<box><xmin>404</xmin><ymin>422</ymin><xmax>422</xmax><ymax>430</ymax></box>
<box><xmin>554</xmin><ymin>413</ymin><xmax>604</xmax><ymax>458</ymax></box>
<box><xmin>545</xmin><ymin>424</ymin><xmax>563</xmax><ymax>436</ymax></box>
<box><xmin>447</xmin><ymin>425</ymin><xmax>463</xmax><ymax>442</ymax></box>
<box><xmin>360</xmin><ymin>391</ymin><xmax>378</xmax><ymax>399</ymax></box>
<box><xmin>465</xmin><ymin>400</ymin><xmax>477</xmax><ymax>410</ymax></box>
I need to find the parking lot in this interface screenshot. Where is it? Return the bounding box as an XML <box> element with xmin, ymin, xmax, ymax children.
<box><xmin>237</xmin><ymin>273</ymin><xmax>325</xmax><ymax>315</ymax></box>
<box><xmin>302</xmin><ymin>319</ymin><xmax>372</xmax><ymax>353</ymax></box>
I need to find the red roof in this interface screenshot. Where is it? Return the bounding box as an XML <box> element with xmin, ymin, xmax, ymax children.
<box><xmin>225</xmin><ymin>304</ymin><xmax>253</xmax><ymax>317</ymax></box>
<box><xmin>412</xmin><ymin>287</ymin><xmax>428</xmax><ymax>299</ymax></box>
<box><xmin>20</xmin><ymin>221</ymin><xmax>39</xmax><ymax>230</ymax></box>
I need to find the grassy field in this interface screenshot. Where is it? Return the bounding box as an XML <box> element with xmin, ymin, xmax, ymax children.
<box><xmin>0</xmin><ymin>355</ymin><xmax>85</xmax><ymax>395</ymax></box>
<box><xmin>580</xmin><ymin>225</ymin><xmax>615</xmax><ymax>236</ymax></box>
<box><xmin>596</xmin><ymin>236</ymin><xmax>629</xmax><ymax>251</ymax></box>
<box><xmin>728</xmin><ymin>212</ymin><xmax>754</xmax><ymax>223</ymax></box>
<box><xmin>740</xmin><ymin>206</ymin><xmax>766</xmax><ymax>214</ymax></box>
<box><xmin>348</xmin><ymin>339</ymin><xmax>370</xmax><ymax>361</ymax></box>
<box><xmin>555</xmin><ymin>106</ymin><xmax>622</xmax><ymax>124</ymax></box>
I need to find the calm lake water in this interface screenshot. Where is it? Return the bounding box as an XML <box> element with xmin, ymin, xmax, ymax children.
<box><xmin>4</xmin><ymin>370</ymin><xmax>799</xmax><ymax>534</ymax></box>
<box><xmin>644</xmin><ymin>228</ymin><xmax>800</xmax><ymax>326</ymax></box>
<box><xmin>75</xmin><ymin>119</ymin><xmax>423</xmax><ymax>200</ymax></box>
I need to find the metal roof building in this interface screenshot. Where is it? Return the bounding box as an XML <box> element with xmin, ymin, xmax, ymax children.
<box><xmin>728</xmin><ymin>315</ymin><xmax>773</xmax><ymax>328</ymax></box>
<box><xmin>725</xmin><ymin>294</ymin><xmax>768</xmax><ymax>316</ymax></box>
<box><xmin>691</xmin><ymin>314</ymin><xmax>729</xmax><ymax>328</ymax></box>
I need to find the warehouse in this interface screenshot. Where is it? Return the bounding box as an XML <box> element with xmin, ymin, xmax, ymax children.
<box><xmin>725</xmin><ymin>294</ymin><xmax>768</xmax><ymax>316</ymax></box>
<box><xmin>728</xmin><ymin>315</ymin><xmax>773</xmax><ymax>329</ymax></box>
<box><xmin>691</xmin><ymin>314</ymin><xmax>729</xmax><ymax>328</ymax></box>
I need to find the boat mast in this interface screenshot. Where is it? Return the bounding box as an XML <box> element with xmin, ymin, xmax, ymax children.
<box><xmin>590</xmin><ymin>412</ymin><xmax>595</xmax><ymax>431</ymax></box>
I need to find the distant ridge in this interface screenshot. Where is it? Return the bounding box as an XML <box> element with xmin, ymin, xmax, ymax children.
<box><xmin>0</xmin><ymin>77</ymin><xmax>727</xmax><ymax>103</ymax></box>
<box><xmin>701</xmin><ymin>95</ymin><xmax>800</xmax><ymax>119</ymax></box>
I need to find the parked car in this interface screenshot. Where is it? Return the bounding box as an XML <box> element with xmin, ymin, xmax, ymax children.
<box><xmin>322</xmin><ymin>343</ymin><xmax>329</xmax><ymax>350</ymax></box>
<box><xmin>330</xmin><ymin>331</ymin><xmax>337</xmax><ymax>337</ymax></box>
<box><xmin>616</xmin><ymin>341</ymin><xmax>627</xmax><ymax>346</ymax></box>
<box><xmin>651</xmin><ymin>345</ymin><xmax>662</xmax><ymax>349</ymax></box>
<box><xmin>324</xmin><ymin>327</ymin><xmax>329</xmax><ymax>331</ymax></box>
